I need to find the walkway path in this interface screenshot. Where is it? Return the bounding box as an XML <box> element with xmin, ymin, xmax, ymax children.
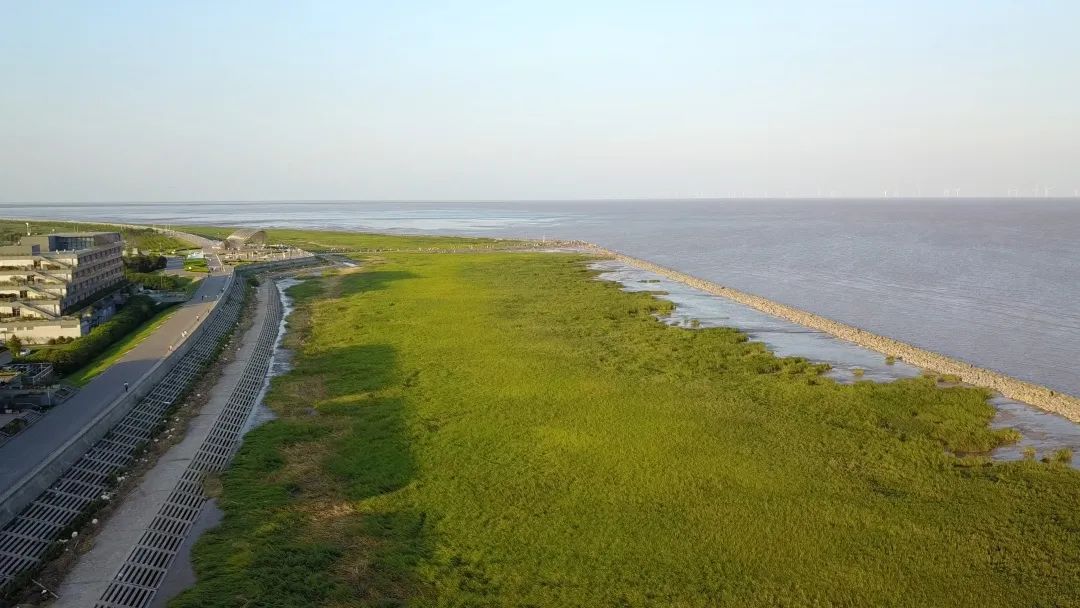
<box><xmin>52</xmin><ymin>281</ymin><xmax>274</xmax><ymax>607</ymax></box>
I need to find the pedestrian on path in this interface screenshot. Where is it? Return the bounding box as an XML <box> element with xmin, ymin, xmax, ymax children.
<box><xmin>123</xmin><ymin>382</ymin><xmax>129</xmax><ymax>393</ymax></box>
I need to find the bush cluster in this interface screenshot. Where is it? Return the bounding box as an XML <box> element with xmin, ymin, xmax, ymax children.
<box><xmin>27</xmin><ymin>295</ymin><xmax>160</xmax><ymax>374</ymax></box>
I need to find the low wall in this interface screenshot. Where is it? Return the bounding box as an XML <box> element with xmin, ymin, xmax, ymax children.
<box><xmin>565</xmin><ymin>241</ymin><xmax>1080</xmax><ymax>423</ymax></box>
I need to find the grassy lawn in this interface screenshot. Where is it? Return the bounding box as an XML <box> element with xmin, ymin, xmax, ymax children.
<box><xmin>183</xmin><ymin>258</ymin><xmax>210</xmax><ymax>273</ymax></box>
<box><xmin>176</xmin><ymin>224</ymin><xmax>526</xmax><ymax>252</ymax></box>
<box><xmin>0</xmin><ymin>219</ymin><xmax>192</xmax><ymax>251</ymax></box>
<box><xmin>175</xmin><ymin>248</ymin><xmax>1080</xmax><ymax>608</ymax></box>
<box><xmin>65</xmin><ymin>305</ymin><xmax>178</xmax><ymax>386</ymax></box>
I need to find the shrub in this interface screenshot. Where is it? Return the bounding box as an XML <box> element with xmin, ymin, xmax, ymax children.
<box><xmin>1022</xmin><ymin>446</ymin><xmax>1037</xmax><ymax>460</ymax></box>
<box><xmin>26</xmin><ymin>296</ymin><xmax>160</xmax><ymax>374</ymax></box>
<box><xmin>1052</xmin><ymin>448</ymin><xmax>1073</xmax><ymax>465</ymax></box>
<box><xmin>995</xmin><ymin>428</ymin><xmax>1022</xmax><ymax>444</ymax></box>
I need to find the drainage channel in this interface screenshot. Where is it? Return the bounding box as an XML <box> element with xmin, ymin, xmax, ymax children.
<box><xmin>93</xmin><ymin>280</ymin><xmax>286</xmax><ymax>608</ymax></box>
<box><xmin>0</xmin><ymin>279</ymin><xmax>246</xmax><ymax>599</ymax></box>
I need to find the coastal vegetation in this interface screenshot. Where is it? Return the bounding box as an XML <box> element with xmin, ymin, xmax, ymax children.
<box><xmin>183</xmin><ymin>257</ymin><xmax>210</xmax><ymax>273</ymax></box>
<box><xmin>176</xmin><ymin>235</ymin><xmax>1080</xmax><ymax>607</ymax></box>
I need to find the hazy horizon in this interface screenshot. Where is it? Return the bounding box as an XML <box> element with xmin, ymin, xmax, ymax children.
<box><xmin>4</xmin><ymin>196</ymin><xmax>1080</xmax><ymax>205</ymax></box>
<box><xmin>3</xmin><ymin>1</ymin><xmax>1079</xmax><ymax>201</ymax></box>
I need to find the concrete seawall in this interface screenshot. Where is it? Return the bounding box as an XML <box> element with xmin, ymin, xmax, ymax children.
<box><xmin>0</xmin><ymin>273</ymin><xmax>240</xmax><ymax>532</ymax></box>
<box><xmin>563</xmin><ymin>241</ymin><xmax>1080</xmax><ymax>423</ymax></box>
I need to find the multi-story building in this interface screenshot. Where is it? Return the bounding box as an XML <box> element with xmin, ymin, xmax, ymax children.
<box><xmin>0</xmin><ymin>232</ymin><xmax>125</xmax><ymax>342</ymax></box>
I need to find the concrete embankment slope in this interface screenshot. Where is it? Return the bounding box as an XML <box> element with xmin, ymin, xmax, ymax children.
<box><xmin>0</xmin><ymin>255</ymin><xmax>320</xmax><ymax>601</ymax></box>
<box><xmin>568</xmin><ymin>241</ymin><xmax>1080</xmax><ymax>423</ymax></box>
<box><xmin>54</xmin><ymin>280</ymin><xmax>282</xmax><ymax>607</ymax></box>
<box><xmin>0</xmin><ymin>272</ymin><xmax>233</xmax><ymax>530</ymax></box>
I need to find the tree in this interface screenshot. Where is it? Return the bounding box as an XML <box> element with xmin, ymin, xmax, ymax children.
<box><xmin>123</xmin><ymin>254</ymin><xmax>168</xmax><ymax>273</ymax></box>
<box><xmin>6</xmin><ymin>334</ymin><xmax>23</xmax><ymax>354</ymax></box>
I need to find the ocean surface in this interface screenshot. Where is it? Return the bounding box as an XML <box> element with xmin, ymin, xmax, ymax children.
<box><xmin>3</xmin><ymin>198</ymin><xmax>1079</xmax><ymax>399</ymax></box>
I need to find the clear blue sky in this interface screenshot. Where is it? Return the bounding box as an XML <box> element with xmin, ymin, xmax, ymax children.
<box><xmin>2</xmin><ymin>1</ymin><xmax>1078</xmax><ymax>201</ymax></box>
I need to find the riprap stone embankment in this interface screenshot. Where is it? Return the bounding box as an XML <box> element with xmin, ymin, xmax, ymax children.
<box><xmin>560</xmin><ymin>241</ymin><xmax>1080</xmax><ymax>423</ymax></box>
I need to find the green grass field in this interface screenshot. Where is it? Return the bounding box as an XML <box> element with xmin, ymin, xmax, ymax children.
<box><xmin>0</xmin><ymin>219</ymin><xmax>192</xmax><ymax>252</ymax></box>
<box><xmin>177</xmin><ymin>224</ymin><xmax>525</xmax><ymax>252</ymax></box>
<box><xmin>65</xmin><ymin>306</ymin><xmax>178</xmax><ymax>386</ymax></box>
<box><xmin>174</xmin><ymin>245</ymin><xmax>1080</xmax><ymax>607</ymax></box>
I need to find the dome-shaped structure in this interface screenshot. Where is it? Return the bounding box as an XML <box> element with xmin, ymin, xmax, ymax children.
<box><xmin>224</xmin><ymin>229</ymin><xmax>267</xmax><ymax>249</ymax></box>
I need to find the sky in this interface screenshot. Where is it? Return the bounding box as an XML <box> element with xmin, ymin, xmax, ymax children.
<box><xmin>2</xmin><ymin>1</ymin><xmax>1079</xmax><ymax>202</ymax></box>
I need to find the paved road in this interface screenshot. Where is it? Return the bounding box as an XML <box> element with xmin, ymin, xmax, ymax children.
<box><xmin>0</xmin><ymin>255</ymin><xmax>231</xmax><ymax>496</ymax></box>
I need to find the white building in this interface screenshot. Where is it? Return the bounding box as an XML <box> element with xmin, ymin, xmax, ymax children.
<box><xmin>0</xmin><ymin>232</ymin><xmax>125</xmax><ymax>342</ymax></box>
